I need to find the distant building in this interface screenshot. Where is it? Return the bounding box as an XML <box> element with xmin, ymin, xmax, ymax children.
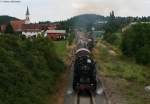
<box><xmin>0</xmin><ymin>20</ymin><xmax>24</xmax><ymax>33</ymax></box>
<box><xmin>22</xmin><ymin>30</ymin><xmax>42</xmax><ymax>38</ymax></box>
<box><xmin>21</xmin><ymin>6</ymin><xmax>60</xmax><ymax>38</ymax></box>
<box><xmin>22</xmin><ymin>23</ymin><xmax>57</xmax><ymax>37</ymax></box>
<box><xmin>46</xmin><ymin>30</ymin><xmax>66</xmax><ymax>40</ymax></box>
<box><xmin>11</xmin><ymin>20</ymin><xmax>25</xmax><ymax>32</ymax></box>
<box><xmin>25</xmin><ymin>6</ymin><xmax>30</xmax><ymax>24</ymax></box>
<box><xmin>22</xmin><ymin>24</ymin><xmax>42</xmax><ymax>37</ymax></box>
<box><xmin>0</xmin><ymin>24</ymin><xmax>7</xmax><ymax>33</ymax></box>
<box><xmin>0</xmin><ymin>6</ymin><xmax>66</xmax><ymax>40</ymax></box>
<box><xmin>0</xmin><ymin>7</ymin><xmax>28</xmax><ymax>33</ymax></box>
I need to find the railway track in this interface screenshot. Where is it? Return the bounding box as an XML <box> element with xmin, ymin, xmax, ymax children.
<box><xmin>74</xmin><ymin>31</ymin><xmax>96</xmax><ymax>104</ymax></box>
<box><xmin>65</xmin><ymin>31</ymin><xmax>108</xmax><ymax>104</ymax></box>
<box><xmin>75</xmin><ymin>91</ymin><xmax>96</xmax><ymax>104</ymax></box>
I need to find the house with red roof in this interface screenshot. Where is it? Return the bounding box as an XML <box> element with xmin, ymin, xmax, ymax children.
<box><xmin>45</xmin><ymin>30</ymin><xmax>66</xmax><ymax>40</ymax></box>
<box><xmin>10</xmin><ymin>20</ymin><xmax>25</xmax><ymax>33</ymax></box>
<box><xmin>0</xmin><ymin>6</ymin><xmax>66</xmax><ymax>40</ymax></box>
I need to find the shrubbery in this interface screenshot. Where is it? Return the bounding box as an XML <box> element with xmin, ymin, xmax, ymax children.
<box><xmin>67</xmin><ymin>32</ymin><xmax>75</xmax><ymax>45</ymax></box>
<box><xmin>98</xmin><ymin>45</ymin><xmax>149</xmax><ymax>84</ymax></box>
<box><xmin>121</xmin><ymin>23</ymin><xmax>150</xmax><ymax>64</ymax></box>
<box><xmin>103</xmin><ymin>17</ymin><xmax>131</xmax><ymax>46</ymax></box>
<box><xmin>103</xmin><ymin>33</ymin><xmax>119</xmax><ymax>45</ymax></box>
<box><xmin>0</xmin><ymin>34</ymin><xmax>65</xmax><ymax>104</ymax></box>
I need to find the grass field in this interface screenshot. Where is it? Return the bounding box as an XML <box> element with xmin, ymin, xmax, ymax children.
<box><xmin>94</xmin><ymin>40</ymin><xmax>150</xmax><ymax>104</ymax></box>
<box><xmin>53</xmin><ymin>40</ymin><xmax>67</xmax><ymax>59</ymax></box>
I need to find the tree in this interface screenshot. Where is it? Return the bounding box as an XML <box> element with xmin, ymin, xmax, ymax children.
<box><xmin>5</xmin><ymin>23</ymin><xmax>14</xmax><ymax>34</ymax></box>
<box><xmin>121</xmin><ymin>23</ymin><xmax>150</xmax><ymax>64</ymax></box>
<box><xmin>110</xmin><ymin>10</ymin><xmax>115</xmax><ymax>19</ymax></box>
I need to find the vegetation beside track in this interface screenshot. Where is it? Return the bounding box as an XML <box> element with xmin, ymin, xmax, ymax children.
<box><xmin>94</xmin><ymin>40</ymin><xmax>150</xmax><ymax>104</ymax></box>
<box><xmin>54</xmin><ymin>40</ymin><xmax>67</xmax><ymax>59</ymax></box>
<box><xmin>0</xmin><ymin>34</ymin><xmax>66</xmax><ymax>104</ymax></box>
<box><xmin>48</xmin><ymin>37</ymin><xmax>75</xmax><ymax>104</ymax></box>
<box><xmin>103</xmin><ymin>23</ymin><xmax>150</xmax><ymax>65</ymax></box>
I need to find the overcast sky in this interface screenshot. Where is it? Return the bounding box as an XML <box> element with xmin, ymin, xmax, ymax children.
<box><xmin>0</xmin><ymin>0</ymin><xmax>150</xmax><ymax>22</ymax></box>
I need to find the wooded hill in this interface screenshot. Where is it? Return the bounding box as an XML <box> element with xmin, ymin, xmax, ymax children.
<box><xmin>57</xmin><ymin>14</ymin><xmax>108</xmax><ymax>31</ymax></box>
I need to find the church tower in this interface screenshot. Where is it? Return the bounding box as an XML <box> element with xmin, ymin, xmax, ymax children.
<box><xmin>25</xmin><ymin>6</ymin><xmax>30</xmax><ymax>24</ymax></box>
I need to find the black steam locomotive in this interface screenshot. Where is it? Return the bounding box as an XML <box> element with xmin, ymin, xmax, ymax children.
<box><xmin>73</xmin><ymin>48</ymin><xmax>97</xmax><ymax>91</ymax></box>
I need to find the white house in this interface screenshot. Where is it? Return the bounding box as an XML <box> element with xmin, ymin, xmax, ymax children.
<box><xmin>22</xmin><ymin>29</ymin><xmax>42</xmax><ymax>38</ymax></box>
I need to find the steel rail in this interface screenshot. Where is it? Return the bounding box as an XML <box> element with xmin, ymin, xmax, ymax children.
<box><xmin>75</xmin><ymin>91</ymin><xmax>95</xmax><ymax>104</ymax></box>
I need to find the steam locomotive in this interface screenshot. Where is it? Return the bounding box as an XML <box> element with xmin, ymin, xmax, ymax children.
<box><xmin>73</xmin><ymin>48</ymin><xmax>97</xmax><ymax>91</ymax></box>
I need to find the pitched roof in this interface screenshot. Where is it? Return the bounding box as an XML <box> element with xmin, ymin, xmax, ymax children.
<box><xmin>22</xmin><ymin>24</ymin><xmax>40</xmax><ymax>32</ymax></box>
<box><xmin>22</xmin><ymin>23</ymin><xmax>57</xmax><ymax>31</ymax></box>
<box><xmin>11</xmin><ymin>20</ymin><xmax>25</xmax><ymax>32</ymax></box>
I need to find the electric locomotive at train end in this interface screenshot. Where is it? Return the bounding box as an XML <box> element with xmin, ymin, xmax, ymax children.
<box><xmin>73</xmin><ymin>48</ymin><xmax>97</xmax><ymax>92</ymax></box>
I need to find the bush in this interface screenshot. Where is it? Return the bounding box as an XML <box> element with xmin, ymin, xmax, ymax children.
<box><xmin>103</xmin><ymin>33</ymin><xmax>119</xmax><ymax>45</ymax></box>
<box><xmin>104</xmin><ymin>61</ymin><xmax>146</xmax><ymax>83</ymax></box>
<box><xmin>98</xmin><ymin>46</ymin><xmax>146</xmax><ymax>83</ymax></box>
<box><xmin>0</xmin><ymin>34</ymin><xmax>65</xmax><ymax>104</ymax></box>
<box><xmin>67</xmin><ymin>33</ymin><xmax>75</xmax><ymax>45</ymax></box>
<box><xmin>121</xmin><ymin>23</ymin><xmax>150</xmax><ymax>65</ymax></box>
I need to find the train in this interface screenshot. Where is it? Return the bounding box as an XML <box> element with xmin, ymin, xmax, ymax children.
<box><xmin>87</xmin><ymin>38</ymin><xmax>94</xmax><ymax>50</ymax></box>
<box><xmin>72</xmin><ymin>47</ymin><xmax>97</xmax><ymax>92</ymax></box>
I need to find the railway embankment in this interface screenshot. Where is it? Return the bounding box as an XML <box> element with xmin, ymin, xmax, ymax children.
<box><xmin>93</xmin><ymin>40</ymin><xmax>150</xmax><ymax>104</ymax></box>
<box><xmin>0</xmin><ymin>35</ymin><xmax>66</xmax><ymax>104</ymax></box>
<box><xmin>48</xmin><ymin>40</ymin><xmax>75</xmax><ymax>104</ymax></box>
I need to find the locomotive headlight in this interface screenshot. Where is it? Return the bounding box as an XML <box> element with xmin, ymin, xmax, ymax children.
<box><xmin>87</xmin><ymin>59</ymin><xmax>91</xmax><ymax>63</ymax></box>
<box><xmin>91</xmin><ymin>84</ymin><xmax>94</xmax><ymax>86</ymax></box>
<box><xmin>96</xmin><ymin>88</ymin><xmax>104</xmax><ymax>95</ymax></box>
<box><xmin>67</xmin><ymin>89</ymin><xmax>73</xmax><ymax>95</ymax></box>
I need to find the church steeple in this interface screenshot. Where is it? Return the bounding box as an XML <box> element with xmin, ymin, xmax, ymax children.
<box><xmin>26</xmin><ymin>6</ymin><xmax>30</xmax><ymax>15</ymax></box>
<box><xmin>25</xmin><ymin>6</ymin><xmax>30</xmax><ymax>24</ymax></box>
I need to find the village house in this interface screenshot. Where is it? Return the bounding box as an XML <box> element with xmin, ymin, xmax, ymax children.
<box><xmin>0</xmin><ymin>6</ymin><xmax>66</xmax><ymax>40</ymax></box>
<box><xmin>22</xmin><ymin>24</ymin><xmax>42</xmax><ymax>38</ymax></box>
<box><xmin>21</xmin><ymin>7</ymin><xmax>60</xmax><ymax>38</ymax></box>
<box><xmin>46</xmin><ymin>30</ymin><xmax>66</xmax><ymax>40</ymax></box>
<box><xmin>0</xmin><ymin>20</ymin><xmax>25</xmax><ymax>33</ymax></box>
<box><xmin>0</xmin><ymin>24</ymin><xmax>7</xmax><ymax>33</ymax></box>
<box><xmin>11</xmin><ymin>20</ymin><xmax>25</xmax><ymax>33</ymax></box>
